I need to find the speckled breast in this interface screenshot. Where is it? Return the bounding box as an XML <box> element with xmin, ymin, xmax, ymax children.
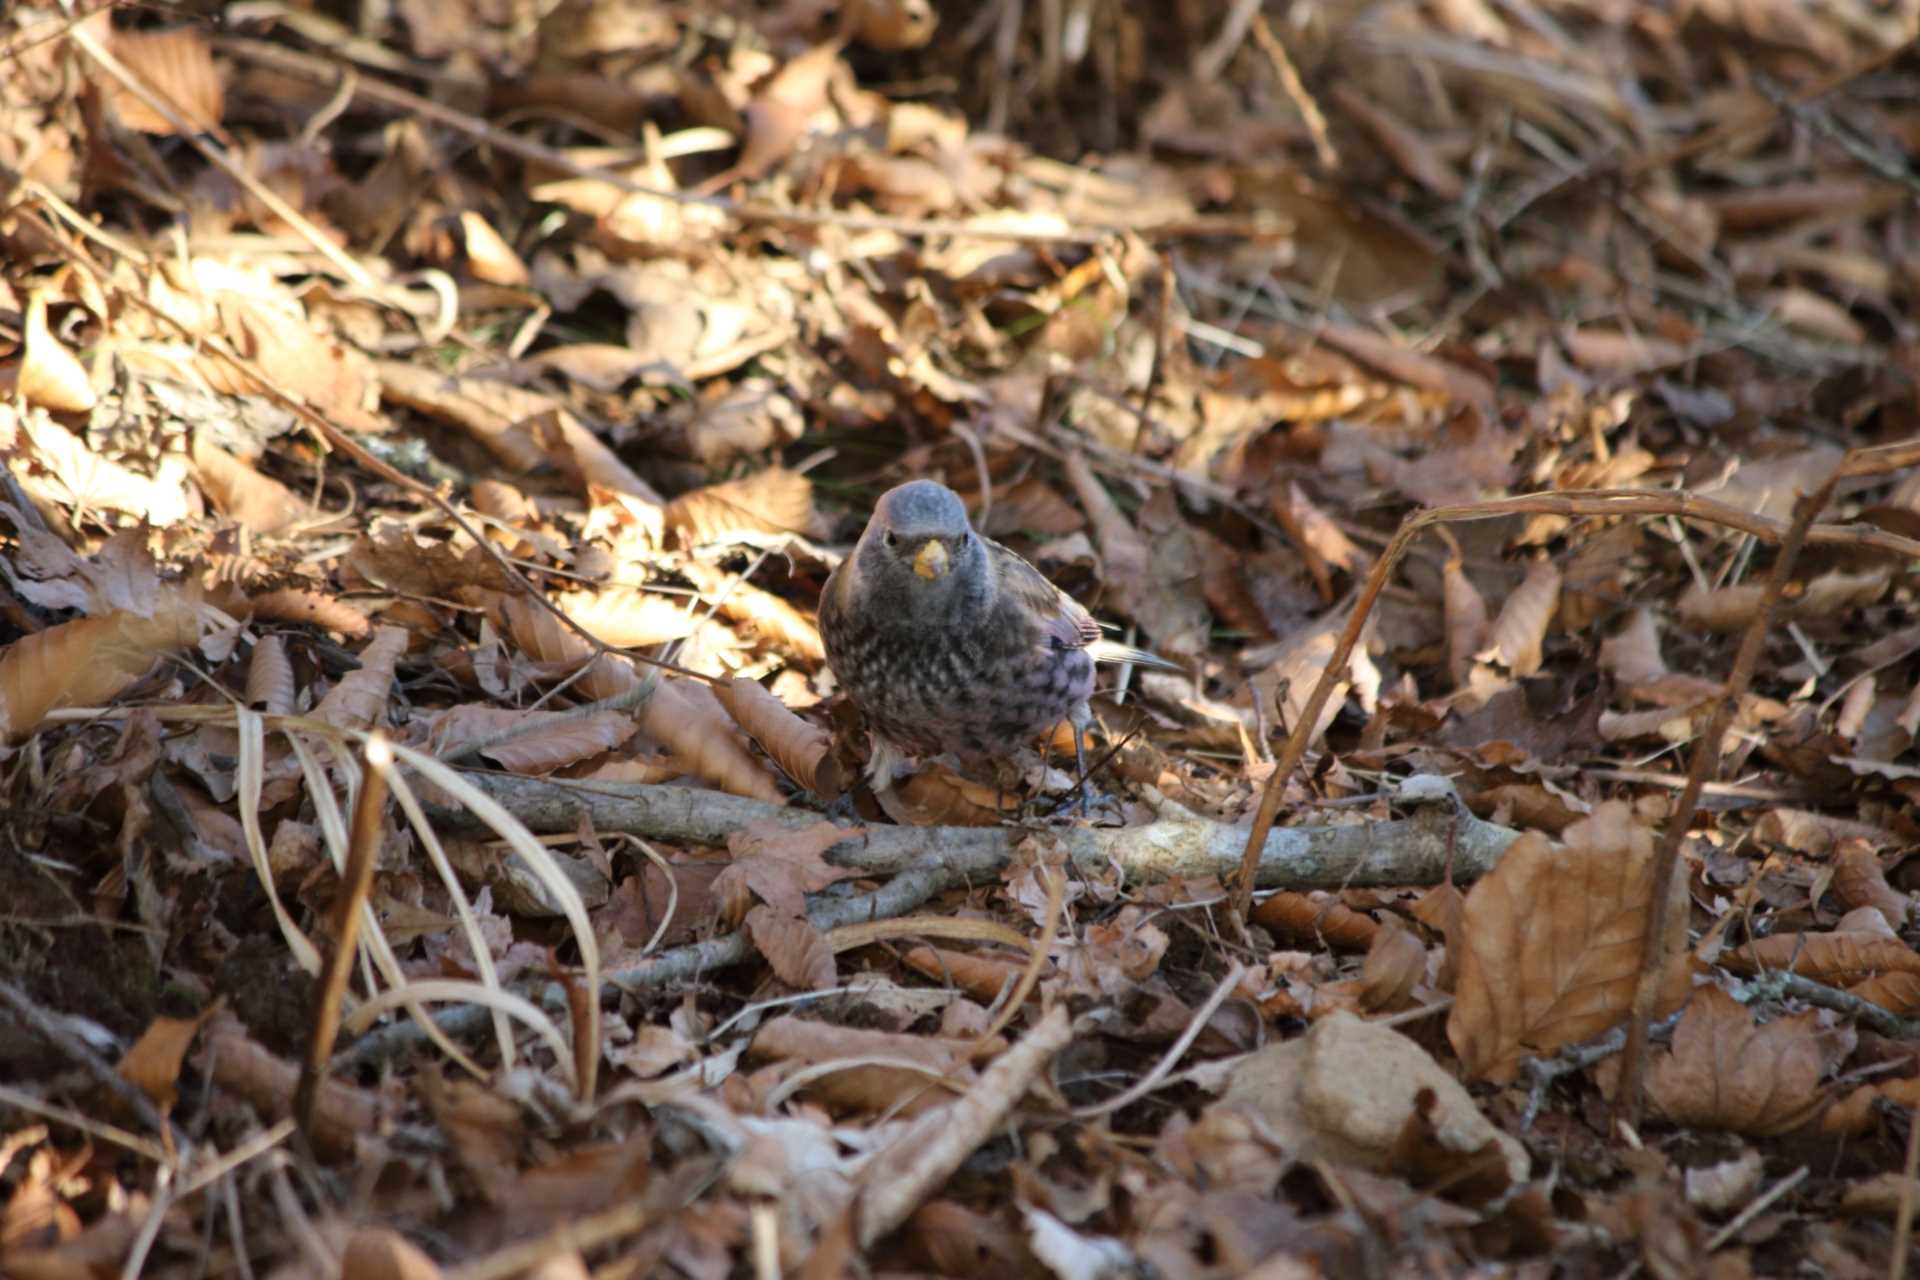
<box><xmin>822</xmin><ymin>613</ymin><xmax>1094</xmax><ymax>759</ymax></box>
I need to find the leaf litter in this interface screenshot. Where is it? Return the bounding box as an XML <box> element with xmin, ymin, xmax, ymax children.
<box><xmin>3</xmin><ymin>0</ymin><xmax>1920</xmax><ymax>1275</ymax></box>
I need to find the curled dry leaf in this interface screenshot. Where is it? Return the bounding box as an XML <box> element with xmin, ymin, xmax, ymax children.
<box><xmin>1448</xmin><ymin>802</ymin><xmax>1689</xmax><ymax>1083</ymax></box>
<box><xmin>340</xmin><ymin>1228</ymin><xmax>444</xmax><ymax>1280</ymax></box>
<box><xmin>0</xmin><ymin>589</ymin><xmax>201</xmax><ymax>741</ymax></box>
<box><xmin>245</xmin><ymin>587</ymin><xmax>372</xmax><ymax>638</ymax></box>
<box><xmin>743</xmin><ymin>905</ymin><xmax>836</xmax><ymax>989</ymax></box>
<box><xmin>664</xmin><ymin>466</ymin><xmax>822</xmax><ymax>544</ymax></box>
<box><xmin>748</xmin><ymin>1015</ymin><xmax>974</xmax><ymax>1116</ymax></box>
<box><xmin>553</xmin><ymin>586</ymin><xmax>699</xmax><ymax>648</ymax></box>
<box><xmin>1358</xmin><ymin>917</ymin><xmax>1427</xmax><ymax>1013</ymax></box>
<box><xmin>639</xmin><ymin>677</ymin><xmax>785</xmax><ymax>803</ymax></box>
<box><xmin>426</xmin><ymin>705</ymin><xmax>639</xmax><ymax>774</ymax></box>
<box><xmin>105</xmin><ymin>26</ymin><xmax>224</xmax><ymax>135</ymax></box>
<box><xmin>1441</xmin><ymin>554</ymin><xmax>1489</xmax><ymax>689</ymax></box>
<box><xmin>902</xmin><ymin>944</ymin><xmax>1032</xmax><ymax>1004</ymax></box>
<box><xmin>1250</xmin><ymin>891</ymin><xmax>1381</xmax><ymax>949</ymax></box>
<box><xmin>679</xmin><ymin>560</ymin><xmax>825</xmax><ymax>661</ymax></box>
<box><xmin>19</xmin><ymin>292</ymin><xmax>98</xmax><ymax>413</ymax></box>
<box><xmin>1644</xmin><ymin>986</ymin><xmax>1827</xmax><ymax>1136</ymax></box>
<box><xmin>1833</xmin><ymin>840</ymin><xmax>1910</xmax><ymax>931</ymax></box>
<box><xmin>190</xmin><ymin>437</ymin><xmax>308</xmax><ymax>535</ymax></box>
<box><xmin>116</xmin><ymin>1003</ymin><xmax>221</xmax><ymax>1115</ymax></box>
<box><xmin>312</xmin><ymin>625</ymin><xmax>409</xmax><ymax>731</ymax></box>
<box><xmin>1476</xmin><ymin>559</ymin><xmax>1560</xmax><ymax>677</ymax></box>
<box><xmin>711</xmin><ymin>676</ymin><xmax>829</xmax><ymax>792</ymax></box>
<box><xmin>245</xmin><ymin>633</ymin><xmax>294</xmax><ymax>714</ymax></box>
<box><xmin>456</xmin><ymin>211</ymin><xmax>530</xmax><ymax>287</ymax></box>
<box><xmin>1723</xmin><ymin>930</ymin><xmax>1920</xmax><ymax>992</ymax></box>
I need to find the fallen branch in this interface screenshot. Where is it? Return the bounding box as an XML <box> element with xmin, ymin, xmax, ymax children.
<box><xmin>331</xmin><ymin>775</ymin><xmax>1515</xmax><ymax>1071</ymax></box>
<box><xmin>432</xmin><ymin>771</ymin><xmax>1519</xmax><ymax>889</ymax></box>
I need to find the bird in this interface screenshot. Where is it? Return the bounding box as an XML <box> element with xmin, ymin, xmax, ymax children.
<box><xmin>817</xmin><ymin>478</ymin><xmax>1177</xmax><ymax>808</ymax></box>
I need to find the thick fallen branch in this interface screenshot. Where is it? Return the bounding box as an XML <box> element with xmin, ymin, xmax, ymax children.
<box><xmin>432</xmin><ymin>771</ymin><xmax>1519</xmax><ymax>889</ymax></box>
<box><xmin>334</xmin><ymin>773</ymin><xmax>1515</xmax><ymax>1072</ymax></box>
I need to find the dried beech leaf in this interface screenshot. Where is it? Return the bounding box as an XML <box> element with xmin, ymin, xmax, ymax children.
<box><xmin>664</xmin><ymin>467</ymin><xmax>822</xmax><ymax>544</ymax></box>
<box><xmin>428</xmin><ymin>705</ymin><xmax>638</xmax><ymax>774</ymax></box>
<box><xmin>457</xmin><ymin>211</ymin><xmax>530</xmax><ymax>286</ymax></box>
<box><xmin>1448</xmin><ymin>802</ymin><xmax>1689</xmax><ymax>1082</ymax></box>
<box><xmin>245</xmin><ymin>633</ymin><xmax>294</xmax><ymax>714</ymax></box>
<box><xmin>1477</xmin><ymin>560</ymin><xmax>1560</xmax><ymax>677</ymax></box>
<box><xmin>116</xmin><ymin>1003</ymin><xmax>220</xmax><ymax>1114</ymax></box>
<box><xmin>312</xmin><ymin>626</ymin><xmax>409</xmax><ymax>731</ymax></box>
<box><xmin>106</xmin><ymin>26</ymin><xmax>224</xmax><ymax>135</ymax></box>
<box><xmin>1833</xmin><ymin>840</ymin><xmax>1910</xmax><ymax>931</ymax></box>
<box><xmin>555</xmin><ymin>587</ymin><xmax>699</xmax><ymax>648</ymax></box>
<box><xmin>744</xmin><ymin>904</ymin><xmax>836</xmax><ymax>990</ymax></box>
<box><xmin>1250</xmin><ymin>892</ymin><xmax>1380</xmax><ymax>949</ymax></box>
<box><xmin>634</xmin><ymin>678</ymin><xmax>780</xmax><ymax>802</ymax></box>
<box><xmin>1723</xmin><ymin>931</ymin><xmax>1920</xmax><ymax>986</ymax></box>
<box><xmin>711</xmin><ymin>676</ymin><xmax>828</xmax><ymax>792</ymax></box>
<box><xmin>340</xmin><ymin>1227</ymin><xmax>445</xmax><ymax>1280</ymax></box>
<box><xmin>19</xmin><ymin>292</ymin><xmax>97</xmax><ymax>413</ymax></box>
<box><xmin>0</xmin><ymin>592</ymin><xmax>201</xmax><ymax>741</ymax></box>
<box><xmin>1358</xmin><ymin>917</ymin><xmax>1427</xmax><ymax>1013</ymax></box>
<box><xmin>1441</xmin><ymin>555</ymin><xmax>1489</xmax><ymax>688</ymax></box>
<box><xmin>1645</xmin><ymin>987</ymin><xmax>1827</xmax><ymax>1136</ymax></box>
<box><xmin>190</xmin><ymin>437</ymin><xmax>308</xmax><ymax>534</ymax></box>
<box><xmin>748</xmin><ymin>1014</ymin><xmax>972</xmax><ymax>1116</ymax></box>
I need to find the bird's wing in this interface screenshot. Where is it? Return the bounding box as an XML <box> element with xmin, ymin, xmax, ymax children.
<box><xmin>988</xmin><ymin>539</ymin><xmax>1186</xmax><ymax>671</ymax></box>
<box><xmin>989</xmin><ymin>539</ymin><xmax>1102</xmax><ymax>651</ymax></box>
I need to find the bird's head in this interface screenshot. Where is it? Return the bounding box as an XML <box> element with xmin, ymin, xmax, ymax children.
<box><xmin>853</xmin><ymin>480</ymin><xmax>989</xmax><ymax>611</ymax></box>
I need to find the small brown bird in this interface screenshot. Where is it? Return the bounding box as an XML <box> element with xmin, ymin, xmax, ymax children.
<box><xmin>818</xmin><ymin>479</ymin><xmax>1174</xmax><ymax>802</ymax></box>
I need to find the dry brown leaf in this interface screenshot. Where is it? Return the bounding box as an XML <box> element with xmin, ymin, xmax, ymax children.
<box><xmin>876</xmin><ymin>764</ymin><xmax>1007</xmax><ymax>826</ymax></box>
<box><xmin>115</xmin><ymin>1003</ymin><xmax>220</xmax><ymax>1115</ymax></box>
<box><xmin>679</xmin><ymin>560</ymin><xmax>826</xmax><ymax>661</ymax></box>
<box><xmin>1477</xmin><ymin>559</ymin><xmax>1560</xmax><ymax>677</ymax></box>
<box><xmin>664</xmin><ymin>467</ymin><xmax>822</xmax><ymax>544</ymax></box>
<box><xmin>18</xmin><ymin>292</ymin><xmax>96</xmax><ymax>413</ymax></box>
<box><xmin>1448</xmin><ymin>802</ymin><xmax>1689</xmax><ymax>1082</ymax></box>
<box><xmin>744</xmin><ymin>905</ymin><xmax>836</xmax><ymax>990</ymax></box>
<box><xmin>714</xmin><ymin>820</ymin><xmax>861</xmax><ymax>923</ymax></box>
<box><xmin>189</xmin><ymin>437</ymin><xmax>308</xmax><ymax>535</ymax></box>
<box><xmin>748</xmin><ymin>1015</ymin><xmax>974</xmax><ymax>1116</ymax></box>
<box><xmin>1723</xmin><ymin>931</ymin><xmax>1920</xmax><ymax>987</ymax></box>
<box><xmin>1358</xmin><ymin>917</ymin><xmax>1427</xmax><ymax>1013</ymax></box>
<box><xmin>312</xmin><ymin>626</ymin><xmax>409</xmax><ymax>732</ymax></box>
<box><xmin>1061</xmin><ymin>454</ymin><xmax>1208</xmax><ymax>659</ymax></box>
<box><xmin>457</xmin><ymin>211</ymin><xmax>530</xmax><ymax>287</ymax></box>
<box><xmin>0</xmin><ymin>592</ymin><xmax>201</xmax><ymax>741</ymax></box>
<box><xmin>902</xmin><ymin>944</ymin><xmax>1030</xmax><ymax>1003</ymax></box>
<box><xmin>1441</xmin><ymin>555</ymin><xmax>1489</xmax><ymax>689</ymax></box>
<box><xmin>1250</xmin><ymin>892</ymin><xmax>1380</xmax><ymax>949</ymax></box>
<box><xmin>1644</xmin><ymin>987</ymin><xmax>1827</xmax><ymax>1136</ymax></box>
<box><xmin>245</xmin><ymin>587</ymin><xmax>372</xmax><ymax>638</ymax></box>
<box><xmin>638</xmin><ymin>677</ymin><xmax>785</xmax><ymax>803</ymax></box>
<box><xmin>426</xmin><ymin>705</ymin><xmax>638</xmax><ymax>774</ymax></box>
<box><xmin>552</xmin><ymin>587</ymin><xmax>699</xmax><ymax>648</ymax></box>
<box><xmin>712</xmin><ymin>676</ymin><xmax>828</xmax><ymax>792</ymax></box>
<box><xmin>1833</xmin><ymin>840</ymin><xmax>1910</xmax><ymax>931</ymax></box>
<box><xmin>340</xmin><ymin>1227</ymin><xmax>444</xmax><ymax>1280</ymax></box>
<box><xmin>13</xmin><ymin>410</ymin><xmax>190</xmax><ymax>523</ymax></box>
<box><xmin>1221</xmin><ymin>1010</ymin><xmax>1528</xmax><ymax>1185</ymax></box>
<box><xmin>245</xmin><ymin>634</ymin><xmax>294</xmax><ymax>714</ymax></box>
<box><xmin>105</xmin><ymin>26</ymin><xmax>224</xmax><ymax>135</ymax></box>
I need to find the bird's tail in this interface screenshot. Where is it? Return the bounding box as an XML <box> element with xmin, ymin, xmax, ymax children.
<box><xmin>1088</xmin><ymin>639</ymin><xmax>1184</xmax><ymax>671</ymax></box>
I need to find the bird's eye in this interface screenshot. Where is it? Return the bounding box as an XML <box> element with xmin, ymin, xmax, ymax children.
<box><xmin>884</xmin><ymin>531</ymin><xmax>898</xmax><ymax>548</ymax></box>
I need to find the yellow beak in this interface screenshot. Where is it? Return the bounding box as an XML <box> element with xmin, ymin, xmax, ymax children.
<box><xmin>911</xmin><ymin>538</ymin><xmax>949</xmax><ymax>580</ymax></box>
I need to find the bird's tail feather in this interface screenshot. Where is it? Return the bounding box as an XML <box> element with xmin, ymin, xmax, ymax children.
<box><xmin>1088</xmin><ymin>639</ymin><xmax>1184</xmax><ymax>671</ymax></box>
